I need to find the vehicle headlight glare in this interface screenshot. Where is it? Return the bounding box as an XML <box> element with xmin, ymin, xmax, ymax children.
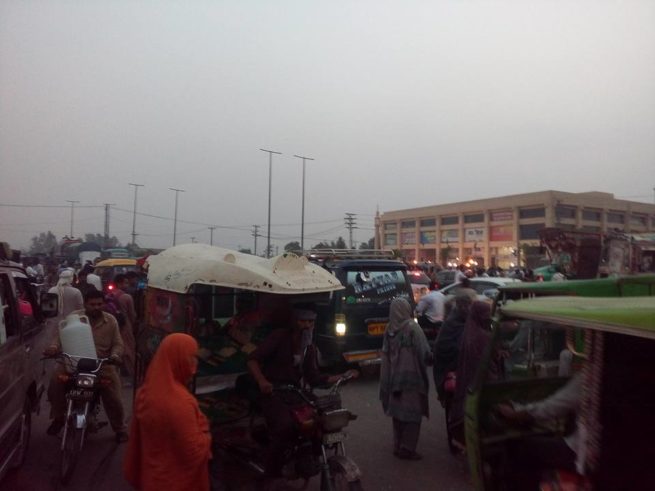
<box><xmin>335</xmin><ymin>322</ymin><xmax>347</xmax><ymax>336</ymax></box>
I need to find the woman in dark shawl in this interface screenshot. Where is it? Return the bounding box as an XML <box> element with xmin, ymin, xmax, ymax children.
<box><xmin>433</xmin><ymin>293</ymin><xmax>473</xmax><ymax>402</ymax></box>
<box><xmin>448</xmin><ymin>301</ymin><xmax>501</xmax><ymax>440</ymax></box>
<box><xmin>379</xmin><ymin>297</ymin><xmax>432</xmax><ymax>460</ymax></box>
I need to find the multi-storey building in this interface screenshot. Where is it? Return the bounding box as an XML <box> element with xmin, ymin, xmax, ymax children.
<box><xmin>375</xmin><ymin>190</ymin><xmax>655</xmax><ymax>269</ymax></box>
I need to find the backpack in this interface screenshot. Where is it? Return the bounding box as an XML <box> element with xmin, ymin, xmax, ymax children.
<box><xmin>104</xmin><ymin>292</ymin><xmax>126</xmax><ymax>327</ymax></box>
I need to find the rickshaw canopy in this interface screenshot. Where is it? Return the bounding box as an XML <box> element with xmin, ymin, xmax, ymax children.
<box><xmin>146</xmin><ymin>244</ymin><xmax>344</xmax><ymax>294</ymax></box>
<box><xmin>499</xmin><ymin>296</ymin><xmax>655</xmax><ymax>340</ymax></box>
<box><xmin>497</xmin><ymin>273</ymin><xmax>655</xmax><ymax>297</ymax></box>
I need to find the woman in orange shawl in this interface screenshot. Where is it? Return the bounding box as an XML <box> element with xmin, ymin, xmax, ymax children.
<box><xmin>124</xmin><ymin>333</ymin><xmax>211</xmax><ymax>491</ymax></box>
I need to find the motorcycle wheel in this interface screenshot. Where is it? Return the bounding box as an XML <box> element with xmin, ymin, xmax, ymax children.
<box><xmin>60</xmin><ymin>416</ymin><xmax>85</xmax><ymax>484</ymax></box>
<box><xmin>326</xmin><ymin>468</ymin><xmax>363</xmax><ymax>491</ymax></box>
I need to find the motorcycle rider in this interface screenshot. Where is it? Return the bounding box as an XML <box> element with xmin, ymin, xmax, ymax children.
<box><xmin>247</xmin><ymin>305</ymin><xmax>358</xmax><ymax>478</ymax></box>
<box><xmin>44</xmin><ymin>289</ymin><xmax>129</xmax><ymax>443</ymax></box>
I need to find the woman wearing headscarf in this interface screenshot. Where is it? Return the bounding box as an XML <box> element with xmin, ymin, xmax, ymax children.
<box><xmin>379</xmin><ymin>297</ymin><xmax>432</xmax><ymax>460</ymax></box>
<box><xmin>448</xmin><ymin>301</ymin><xmax>501</xmax><ymax>441</ymax></box>
<box><xmin>432</xmin><ymin>293</ymin><xmax>473</xmax><ymax>402</ymax></box>
<box><xmin>124</xmin><ymin>333</ymin><xmax>211</xmax><ymax>491</ymax></box>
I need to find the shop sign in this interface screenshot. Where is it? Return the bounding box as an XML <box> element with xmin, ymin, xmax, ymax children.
<box><xmin>420</xmin><ymin>231</ymin><xmax>436</xmax><ymax>244</ymax></box>
<box><xmin>490</xmin><ymin>225</ymin><xmax>513</xmax><ymax>242</ymax></box>
<box><xmin>440</xmin><ymin>230</ymin><xmax>459</xmax><ymax>241</ymax></box>
<box><xmin>465</xmin><ymin>227</ymin><xmax>485</xmax><ymax>242</ymax></box>
<box><xmin>491</xmin><ymin>210</ymin><xmax>513</xmax><ymax>222</ymax></box>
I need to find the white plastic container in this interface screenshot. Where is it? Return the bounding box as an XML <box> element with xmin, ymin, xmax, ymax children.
<box><xmin>59</xmin><ymin>314</ymin><xmax>97</xmax><ymax>360</ymax></box>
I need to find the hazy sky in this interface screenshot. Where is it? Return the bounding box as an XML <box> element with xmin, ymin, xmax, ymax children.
<box><xmin>2</xmin><ymin>1</ymin><xmax>654</xmax><ymax>252</ymax></box>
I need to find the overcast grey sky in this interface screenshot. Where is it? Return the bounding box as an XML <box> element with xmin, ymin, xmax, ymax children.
<box><xmin>1</xmin><ymin>0</ymin><xmax>654</xmax><ymax>252</ymax></box>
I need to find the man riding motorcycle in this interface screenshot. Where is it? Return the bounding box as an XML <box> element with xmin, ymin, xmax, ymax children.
<box><xmin>247</xmin><ymin>305</ymin><xmax>358</xmax><ymax>478</ymax></box>
<box><xmin>45</xmin><ymin>289</ymin><xmax>129</xmax><ymax>443</ymax></box>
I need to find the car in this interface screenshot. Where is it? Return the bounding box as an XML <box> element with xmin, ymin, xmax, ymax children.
<box><xmin>0</xmin><ymin>242</ymin><xmax>58</xmax><ymax>482</ymax></box>
<box><xmin>438</xmin><ymin>277</ymin><xmax>522</xmax><ymax>303</ymax></box>
<box><xmin>93</xmin><ymin>258</ymin><xmax>139</xmax><ymax>292</ymax></box>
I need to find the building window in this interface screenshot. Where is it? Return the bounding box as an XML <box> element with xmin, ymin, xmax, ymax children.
<box><xmin>419</xmin><ymin>218</ymin><xmax>436</xmax><ymax>227</ymax></box>
<box><xmin>383</xmin><ymin>222</ymin><xmax>396</xmax><ymax>231</ymax></box>
<box><xmin>400</xmin><ymin>220</ymin><xmax>416</xmax><ymax>229</ymax></box>
<box><xmin>554</xmin><ymin>206</ymin><xmax>576</xmax><ymax>220</ymax></box>
<box><xmin>607</xmin><ymin>212</ymin><xmax>624</xmax><ymax>224</ymax></box>
<box><xmin>441</xmin><ymin>216</ymin><xmax>459</xmax><ymax>225</ymax></box>
<box><xmin>384</xmin><ymin>234</ymin><xmax>397</xmax><ymax>246</ymax></box>
<box><xmin>519</xmin><ymin>223</ymin><xmax>545</xmax><ymax>240</ymax></box>
<box><xmin>582</xmin><ymin>209</ymin><xmax>601</xmax><ymax>222</ymax></box>
<box><xmin>582</xmin><ymin>226</ymin><xmax>601</xmax><ymax>232</ymax></box>
<box><xmin>490</xmin><ymin>210</ymin><xmax>513</xmax><ymax>222</ymax></box>
<box><xmin>464</xmin><ymin>213</ymin><xmax>484</xmax><ymax>224</ymax></box>
<box><xmin>520</xmin><ymin>207</ymin><xmax>546</xmax><ymax>219</ymax></box>
<box><xmin>400</xmin><ymin>231</ymin><xmax>415</xmax><ymax>245</ymax></box>
<box><xmin>630</xmin><ymin>214</ymin><xmax>647</xmax><ymax>227</ymax></box>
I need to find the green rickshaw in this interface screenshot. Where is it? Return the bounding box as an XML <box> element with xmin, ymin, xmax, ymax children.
<box><xmin>465</xmin><ymin>295</ymin><xmax>655</xmax><ymax>490</ymax></box>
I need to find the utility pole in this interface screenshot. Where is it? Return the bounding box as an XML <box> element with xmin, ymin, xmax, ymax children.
<box><xmin>128</xmin><ymin>183</ymin><xmax>144</xmax><ymax>247</ymax></box>
<box><xmin>344</xmin><ymin>213</ymin><xmax>357</xmax><ymax>249</ymax></box>
<box><xmin>169</xmin><ymin>188</ymin><xmax>185</xmax><ymax>246</ymax></box>
<box><xmin>103</xmin><ymin>203</ymin><xmax>114</xmax><ymax>249</ymax></box>
<box><xmin>208</xmin><ymin>226</ymin><xmax>217</xmax><ymax>246</ymax></box>
<box><xmin>191</xmin><ymin>236</ymin><xmax>196</xmax><ymax>244</ymax></box>
<box><xmin>252</xmin><ymin>225</ymin><xmax>260</xmax><ymax>256</ymax></box>
<box><xmin>294</xmin><ymin>155</ymin><xmax>315</xmax><ymax>250</ymax></box>
<box><xmin>260</xmin><ymin>149</ymin><xmax>282</xmax><ymax>258</ymax></box>
<box><xmin>66</xmin><ymin>200</ymin><xmax>80</xmax><ymax>238</ymax></box>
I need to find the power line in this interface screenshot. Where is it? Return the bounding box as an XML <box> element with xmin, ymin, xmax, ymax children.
<box><xmin>0</xmin><ymin>203</ymin><xmax>102</xmax><ymax>209</ymax></box>
<box><xmin>344</xmin><ymin>213</ymin><xmax>357</xmax><ymax>248</ymax></box>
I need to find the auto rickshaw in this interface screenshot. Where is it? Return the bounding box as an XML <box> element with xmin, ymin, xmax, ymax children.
<box><xmin>465</xmin><ymin>295</ymin><xmax>655</xmax><ymax>490</ymax></box>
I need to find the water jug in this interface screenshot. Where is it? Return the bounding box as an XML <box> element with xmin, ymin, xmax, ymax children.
<box><xmin>59</xmin><ymin>313</ymin><xmax>97</xmax><ymax>360</ymax></box>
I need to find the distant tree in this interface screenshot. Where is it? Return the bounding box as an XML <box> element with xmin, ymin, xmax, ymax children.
<box><xmin>359</xmin><ymin>237</ymin><xmax>375</xmax><ymax>250</ymax></box>
<box><xmin>28</xmin><ymin>231</ymin><xmax>58</xmax><ymax>255</ymax></box>
<box><xmin>284</xmin><ymin>241</ymin><xmax>301</xmax><ymax>252</ymax></box>
<box><xmin>84</xmin><ymin>233</ymin><xmax>121</xmax><ymax>248</ymax></box>
<box><xmin>333</xmin><ymin>236</ymin><xmax>347</xmax><ymax>249</ymax></box>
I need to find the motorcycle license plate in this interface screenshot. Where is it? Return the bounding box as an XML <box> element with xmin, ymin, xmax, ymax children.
<box><xmin>69</xmin><ymin>389</ymin><xmax>93</xmax><ymax>400</ymax></box>
<box><xmin>367</xmin><ymin>323</ymin><xmax>386</xmax><ymax>335</ymax></box>
<box><xmin>323</xmin><ymin>432</ymin><xmax>346</xmax><ymax>445</ymax></box>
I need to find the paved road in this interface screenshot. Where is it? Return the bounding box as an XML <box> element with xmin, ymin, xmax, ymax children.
<box><xmin>4</xmin><ymin>373</ymin><xmax>472</xmax><ymax>491</ymax></box>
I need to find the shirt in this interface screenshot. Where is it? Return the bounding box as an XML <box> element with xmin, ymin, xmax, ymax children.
<box><xmin>50</xmin><ymin>310</ymin><xmax>124</xmax><ymax>360</ymax></box>
<box><xmin>455</xmin><ymin>271</ymin><xmax>467</xmax><ymax>284</ymax></box>
<box><xmin>415</xmin><ymin>290</ymin><xmax>446</xmax><ymax>323</ymax></box>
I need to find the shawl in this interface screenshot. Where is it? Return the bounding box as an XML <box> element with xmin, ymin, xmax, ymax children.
<box><xmin>124</xmin><ymin>333</ymin><xmax>211</xmax><ymax>491</ymax></box>
<box><xmin>449</xmin><ymin>301</ymin><xmax>498</xmax><ymax>427</ymax></box>
<box><xmin>379</xmin><ymin>298</ymin><xmax>431</xmax><ymax>418</ymax></box>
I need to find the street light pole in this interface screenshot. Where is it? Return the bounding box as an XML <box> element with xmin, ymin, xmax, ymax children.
<box><xmin>294</xmin><ymin>155</ymin><xmax>314</xmax><ymax>250</ymax></box>
<box><xmin>66</xmin><ymin>200</ymin><xmax>80</xmax><ymax>238</ymax></box>
<box><xmin>260</xmin><ymin>149</ymin><xmax>282</xmax><ymax>258</ymax></box>
<box><xmin>169</xmin><ymin>188</ymin><xmax>185</xmax><ymax>246</ymax></box>
<box><xmin>208</xmin><ymin>226</ymin><xmax>216</xmax><ymax>246</ymax></box>
<box><xmin>128</xmin><ymin>183</ymin><xmax>144</xmax><ymax>247</ymax></box>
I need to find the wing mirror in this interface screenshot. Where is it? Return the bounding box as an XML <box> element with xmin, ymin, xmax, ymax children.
<box><xmin>40</xmin><ymin>292</ymin><xmax>59</xmax><ymax>318</ymax></box>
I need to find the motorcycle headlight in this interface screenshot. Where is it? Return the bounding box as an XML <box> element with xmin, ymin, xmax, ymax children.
<box><xmin>76</xmin><ymin>374</ymin><xmax>97</xmax><ymax>388</ymax></box>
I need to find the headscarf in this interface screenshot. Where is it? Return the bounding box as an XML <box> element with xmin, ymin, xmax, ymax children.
<box><xmin>449</xmin><ymin>301</ymin><xmax>497</xmax><ymax>428</ymax></box>
<box><xmin>52</xmin><ymin>269</ymin><xmax>76</xmax><ymax>316</ymax></box>
<box><xmin>380</xmin><ymin>298</ymin><xmax>431</xmax><ymax>417</ymax></box>
<box><xmin>124</xmin><ymin>333</ymin><xmax>211</xmax><ymax>491</ymax></box>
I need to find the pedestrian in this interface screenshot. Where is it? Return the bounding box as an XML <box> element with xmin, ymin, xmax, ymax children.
<box><xmin>454</xmin><ymin>264</ymin><xmax>467</xmax><ymax>284</ymax></box>
<box><xmin>123</xmin><ymin>333</ymin><xmax>211</xmax><ymax>491</ymax></box>
<box><xmin>75</xmin><ymin>269</ymin><xmax>98</xmax><ymax>298</ymax></box>
<box><xmin>48</xmin><ymin>269</ymin><xmax>83</xmax><ymax>322</ymax></box>
<box><xmin>379</xmin><ymin>297</ymin><xmax>432</xmax><ymax>460</ymax></box>
<box><xmin>415</xmin><ymin>281</ymin><xmax>446</xmax><ymax>340</ymax></box>
<box><xmin>110</xmin><ymin>274</ymin><xmax>137</xmax><ymax>381</ymax></box>
<box><xmin>448</xmin><ymin>301</ymin><xmax>502</xmax><ymax>442</ymax></box>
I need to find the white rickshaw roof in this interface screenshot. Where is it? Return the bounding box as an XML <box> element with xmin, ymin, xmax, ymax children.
<box><xmin>146</xmin><ymin>244</ymin><xmax>344</xmax><ymax>294</ymax></box>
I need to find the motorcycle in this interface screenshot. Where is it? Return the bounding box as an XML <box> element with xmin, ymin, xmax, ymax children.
<box><xmin>215</xmin><ymin>375</ymin><xmax>363</xmax><ymax>491</ymax></box>
<box><xmin>46</xmin><ymin>352</ymin><xmax>114</xmax><ymax>484</ymax></box>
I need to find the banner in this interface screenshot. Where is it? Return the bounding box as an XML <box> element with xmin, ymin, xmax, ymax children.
<box><xmin>465</xmin><ymin>227</ymin><xmax>485</xmax><ymax>242</ymax></box>
<box><xmin>440</xmin><ymin>229</ymin><xmax>459</xmax><ymax>242</ymax></box>
<box><xmin>490</xmin><ymin>225</ymin><xmax>513</xmax><ymax>242</ymax></box>
<box><xmin>490</xmin><ymin>210</ymin><xmax>513</xmax><ymax>222</ymax></box>
<box><xmin>420</xmin><ymin>231</ymin><xmax>436</xmax><ymax>244</ymax></box>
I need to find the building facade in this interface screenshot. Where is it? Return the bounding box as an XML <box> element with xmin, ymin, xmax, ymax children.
<box><xmin>375</xmin><ymin>190</ymin><xmax>655</xmax><ymax>269</ymax></box>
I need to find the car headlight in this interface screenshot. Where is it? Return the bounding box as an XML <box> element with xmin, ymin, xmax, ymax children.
<box><xmin>335</xmin><ymin>313</ymin><xmax>347</xmax><ymax>336</ymax></box>
<box><xmin>76</xmin><ymin>374</ymin><xmax>97</xmax><ymax>388</ymax></box>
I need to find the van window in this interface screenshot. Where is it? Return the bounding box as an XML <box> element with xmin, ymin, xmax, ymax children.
<box><xmin>343</xmin><ymin>269</ymin><xmax>410</xmax><ymax>306</ymax></box>
<box><xmin>500</xmin><ymin>320</ymin><xmax>567</xmax><ymax>379</ymax></box>
<box><xmin>0</xmin><ymin>274</ymin><xmax>18</xmax><ymax>343</ymax></box>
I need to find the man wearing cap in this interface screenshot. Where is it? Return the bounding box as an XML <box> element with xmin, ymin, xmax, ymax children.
<box><xmin>247</xmin><ymin>305</ymin><xmax>358</xmax><ymax>478</ymax></box>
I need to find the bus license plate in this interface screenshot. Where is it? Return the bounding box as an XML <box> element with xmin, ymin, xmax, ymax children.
<box><xmin>323</xmin><ymin>432</ymin><xmax>346</xmax><ymax>445</ymax></box>
<box><xmin>367</xmin><ymin>323</ymin><xmax>386</xmax><ymax>335</ymax></box>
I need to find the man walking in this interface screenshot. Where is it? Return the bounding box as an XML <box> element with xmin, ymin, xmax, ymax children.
<box><xmin>111</xmin><ymin>274</ymin><xmax>137</xmax><ymax>381</ymax></box>
<box><xmin>415</xmin><ymin>281</ymin><xmax>445</xmax><ymax>340</ymax></box>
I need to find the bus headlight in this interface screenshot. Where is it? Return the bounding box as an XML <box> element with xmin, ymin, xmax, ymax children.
<box><xmin>335</xmin><ymin>314</ymin><xmax>347</xmax><ymax>336</ymax></box>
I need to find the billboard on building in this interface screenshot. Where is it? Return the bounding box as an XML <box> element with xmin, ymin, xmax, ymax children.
<box><xmin>420</xmin><ymin>231</ymin><xmax>436</xmax><ymax>244</ymax></box>
<box><xmin>490</xmin><ymin>225</ymin><xmax>514</xmax><ymax>242</ymax></box>
<box><xmin>440</xmin><ymin>229</ymin><xmax>459</xmax><ymax>242</ymax></box>
<box><xmin>464</xmin><ymin>227</ymin><xmax>485</xmax><ymax>242</ymax></box>
<box><xmin>491</xmin><ymin>210</ymin><xmax>513</xmax><ymax>222</ymax></box>
<box><xmin>401</xmin><ymin>231</ymin><xmax>415</xmax><ymax>245</ymax></box>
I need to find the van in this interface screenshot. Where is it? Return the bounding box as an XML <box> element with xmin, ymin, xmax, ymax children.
<box><xmin>0</xmin><ymin>243</ymin><xmax>58</xmax><ymax>481</ymax></box>
<box><xmin>304</xmin><ymin>250</ymin><xmax>415</xmax><ymax>366</ymax></box>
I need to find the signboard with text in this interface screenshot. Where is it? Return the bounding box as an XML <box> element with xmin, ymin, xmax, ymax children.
<box><xmin>490</xmin><ymin>225</ymin><xmax>514</xmax><ymax>242</ymax></box>
<box><xmin>465</xmin><ymin>227</ymin><xmax>485</xmax><ymax>242</ymax></box>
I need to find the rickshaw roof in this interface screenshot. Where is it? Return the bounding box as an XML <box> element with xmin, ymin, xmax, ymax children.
<box><xmin>95</xmin><ymin>258</ymin><xmax>137</xmax><ymax>267</ymax></box>
<box><xmin>499</xmin><ymin>296</ymin><xmax>655</xmax><ymax>340</ymax></box>
<box><xmin>146</xmin><ymin>244</ymin><xmax>345</xmax><ymax>294</ymax></box>
<box><xmin>498</xmin><ymin>274</ymin><xmax>655</xmax><ymax>296</ymax></box>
